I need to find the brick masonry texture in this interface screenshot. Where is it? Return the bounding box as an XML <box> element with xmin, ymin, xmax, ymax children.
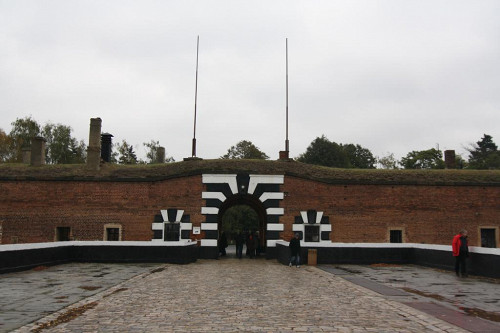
<box><xmin>0</xmin><ymin>173</ymin><xmax>499</xmax><ymax>245</ymax></box>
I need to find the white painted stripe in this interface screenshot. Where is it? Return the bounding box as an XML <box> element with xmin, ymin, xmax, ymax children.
<box><xmin>266</xmin><ymin>223</ymin><xmax>284</xmax><ymax>231</ymax></box>
<box><xmin>321</xmin><ymin>224</ymin><xmax>332</xmax><ymax>232</ymax></box>
<box><xmin>201</xmin><ymin>207</ymin><xmax>219</xmax><ymax>215</ymax></box>
<box><xmin>202</xmin><ymin>192</ymin><xmax>226</xmax><ymax>202</ymax></box>
<box><xmin>316</xmin><ymin>211</ymin><xmax>323</xmax><ymax>224</ymax></box>
<box><xmin>201</xmin><ymin>223</ymin><xmax>218</xmax><ymax>231</ymax></box>
<box><xmin>259</xmin><ymin>192</ymin><xmax>284</xmax><ymax>203</ymax></box>
<box><xmin>1</xmin><ymin>241</ymin><xmax>499</xmax><ymax>254</ymax></box>
<box><xmin>202</xmin><ymin>174</ymin><xmax>238</xmax><ymax>195</ymax></box>
<box><xmin>160</xmin><ymin>210</ymin><xmax>168</xmax><ymax>222</ymax></box>
<box><xmin>300</xmin><ymin>211</ymin><xmax>308</xmax><ymax>223</ymax></box>
<box><xmin>176</xmin><ymin>210</ymin><xmax>184</xmax><ymax>222</ymax></box>
<box><xmin>292</xmin><ymin>224</ymin><xmax>304</xmax><ymax>232</ymax></box>
<box><xmin>267</xmin><ymin>240</ymin><xmax>279</xmax><ymax>247</ymax></box>
<box><xmin>152</xmin><ymin>223</ymin><xmax>163</xmax><ymax>231</ymax></box>
<box><xmin>180</xmin><ymin>223</ymin><xmax>192</xmax><ymax>230</ymax></box>
<box><xmin>201</xmin><ymin>239</ymin><xmax>218</xmax><ymax>247</ymax></box>
<box><xmin>0</xmin><ymin>240</ymin><xmax>198</xmax><ymax>250</ymax></box>
<box><xmin>266</xmin><ymin>207</ymin><xmax>284</xmax><ymax>215</ymax></box>
<box><xmin>248</xmin><ymin>175</ymin><xmax>284</xmax><ymax>194</ymax></box>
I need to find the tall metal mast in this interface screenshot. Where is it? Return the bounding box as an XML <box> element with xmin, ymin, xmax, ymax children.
<box><xmin>192</xmin><ymin>36</ymin><xmax>200</xmax><ymax>157</ymax></box>
<box><xmin>285</xmin><ymin>38</ymin><xmax>289</xmax><ymax>153</ymax></box>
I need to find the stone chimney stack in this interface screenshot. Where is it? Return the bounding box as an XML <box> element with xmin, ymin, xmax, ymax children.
<box><xmin>22</xmin><ymin>147</ymin><xmax>31</xmax><ymax>164</ymax></box>
<box><xmin>279</xmin><ymin>150</ymin><xmax>290</xmax><ymax>160</ymax></box>
<box><xmin>444</xmin><ymin>150</ymin><xmax>456</xmax><ymax>169</ymax></box>
<box><xmin>30</xmin><ymin>136</ymin><xmax>46</xmax><ymax>166</ymax></box>
<box><xmin>86</xmin><ymin>118</ymin><xmax>102</xmax><ymax>170</ymax></box>
<box><xmin>156</xmin><ymin>147</ymin><xmax>166</xmax><ymax>164</ymax></box>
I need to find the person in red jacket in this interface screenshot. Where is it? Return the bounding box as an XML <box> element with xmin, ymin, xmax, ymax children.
<box><xmin>452</xmin><ymin>229</ymin><xmax>469</xmax><ymax>277</ymax></box>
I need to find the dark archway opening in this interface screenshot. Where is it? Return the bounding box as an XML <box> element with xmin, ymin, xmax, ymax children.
<box><xmin>218</xmin><ymin>194</ymin><xmax>267</xmax><ymax>257</ymax></box>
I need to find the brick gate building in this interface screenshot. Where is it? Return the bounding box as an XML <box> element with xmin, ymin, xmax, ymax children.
<box><xmin>1</xmin><ymin>159</ymin><xmax>499</xmax><ymax>259</ymax></box>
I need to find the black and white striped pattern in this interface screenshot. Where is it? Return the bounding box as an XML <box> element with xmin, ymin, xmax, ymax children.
<box><xmin>201</xmin><ymin>174</ymin><xmax>284</xmax><ymax>247</ymax></box>
<box><xmin>151</xmin><ymin>208</ymin><xmax>191</xmax><ymax>242</ymax></box>
<box><xmin>293</xmin><ymin>210</ymin><xmax>332</xmax><ymax>243</ymax></box>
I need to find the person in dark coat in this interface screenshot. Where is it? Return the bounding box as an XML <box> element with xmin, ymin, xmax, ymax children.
<box><xmin>289</xmin><ymin>233</ymin><xmax>301</xmax><ymax>267</ymax></box>
<box><xmin>254</xmin><ymin>231</ymin><xmax>261</xmax><ymax>256</ymax></box>
<box><xmin>247</xmin><ymin>232</ymin><xmax>256</xmax><ymax>259</ymax></box>
<box><xmin>235</xmin><ymin>231</ymin><xmax>244</xmax><ymax>259</ymax></box>
<box><xmin>218</xmin><ymin>231</ymin><xmax>228</xmax><ymax>257</ymax></box>
<box><xmin>452</xmin><ymin>229</ymin><xmax>469</xmax><ymax>277</ymax></box>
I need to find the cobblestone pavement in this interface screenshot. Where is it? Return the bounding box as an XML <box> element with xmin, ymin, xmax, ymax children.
<box><xmin>0</xmin><ymin>263</ymin><xmax>158</xmax><ymax>333</ymax></box>
<box><xmin>331</xmin><ymin>264</ymin><xmax>500</xmax><ymax>315</ymax></box>
<box><xmin>8</xmin><ymin>259</ymin><xmax>477</xmax><ymax>333</ymax></box>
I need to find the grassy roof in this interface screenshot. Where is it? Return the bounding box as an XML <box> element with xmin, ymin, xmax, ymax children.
<box><xmin>1</xmin><ymin>159</ymin><xmax>499</xmax><ymax>186</ymax></box>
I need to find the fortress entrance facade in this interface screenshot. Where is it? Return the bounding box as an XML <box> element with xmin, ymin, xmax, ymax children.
<box><xmin>0</xmin><ymin>160</ymin><xmax>499</xmax><ymax>262</ymax></box>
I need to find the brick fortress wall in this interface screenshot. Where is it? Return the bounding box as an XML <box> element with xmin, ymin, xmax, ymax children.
<box><xmin>0</xmin><ymin>176</ymin><xmax>204</xmax><ymax>244</ymax></box>
<box><xmin>0</xmin><ymin>175</ymin><xmax>498</xmax><ymax>246</ymax></box>
<box><xmin>282</xmin><ymin>176</ymin><xmax>499</xmax><ymax>246</ymax></box>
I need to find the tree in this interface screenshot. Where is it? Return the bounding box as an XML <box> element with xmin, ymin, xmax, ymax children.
<box><xmin>9</xmin><ymin>116</ymin><xmax>41</xmax><ymax>162</ymax></box>
<box><xmin>341</xmin><ymin>143</ymin><xmax>376</xmax><ymax>169</ymax></box>
<box><xmin>143</xmin><ymin>140</ymin><xmax>174</xmax><ymax>163</ymax></box>
<box><xmin>377</xmin><ymin>152</ymin><xmax>399</xmax><ymax>169</ymax></box>
<box><xmin>221</xmin><ymin>205</ymin><xmax>259</xmax><ymax>236</ymax></box>
<box><xmin>0</xmin><ymin>129</ymin><xmax>14</xmax><ymax>162</ymax></box>
<box><xmin>221</xmin><ymin>140</ymin><xmax>269</xmax><ymax>159</ymax></box>
<box><xmin>115</xmin><ymin>140</ymin><xmax>138</xmax><ymax>164</ymax></box>
<box><xmin>42</xmin><ymin>123</ymin><xmax>86</xmax><ymax>164</ymax></box>
<box><xmin>296</xmin><ymin>135</ymin><xmax>350</xmax><ymax>168</ymax></box>
<box><xmin>467</xmin><ymin>134</ymin><xmax>500</xmax><ymax>169</ymax></box>
<box><xmin>400</xmin><ymin>148</ymin><xmax>445</xmax><ymax>169</ymax></box>
<box><xmin>454</xmin><ymin>154</ymin><xmax>467</xmax><ymax>169</ymax></box>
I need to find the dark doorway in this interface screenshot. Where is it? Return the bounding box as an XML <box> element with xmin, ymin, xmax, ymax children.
<box><xmin>218</xmin><ymin>194</ymin><xmax>267</xmax><ymax>257</ymax></box>
<box><xmin>221</xmin><ymin>205</ymin><xmax>259</xmax><ymax>241</ymax></box>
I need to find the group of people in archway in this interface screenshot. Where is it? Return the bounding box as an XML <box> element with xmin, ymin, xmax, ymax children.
<box><xmin>218</xmin><ymin>231</ymin><xmax>263</xmax><ymax>259</ymax></box>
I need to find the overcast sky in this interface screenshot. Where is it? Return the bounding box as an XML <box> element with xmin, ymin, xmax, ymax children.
<box><xmin>1</xmin><ymin>1</ymin><xmax>499</xmax><ymax>163</ymax></box>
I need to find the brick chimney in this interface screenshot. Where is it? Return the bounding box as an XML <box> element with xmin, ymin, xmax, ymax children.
<box><xmin>100</xmin><ymin>133</ymin><xmax>113</xmax><ymax>163</ymax></box>
<box><xmin>86</xmin><ymin>118</ymin><xmax>102</xmax><ymax>170</ymax></box>
<box><xmin>30</xmin><ymin>137</ymin><xmax>46</xmax><ymax>166</ymax></box>
<box><xmin>444</xmin><ymin>150</ymin><xmax>456</xmax><ymax>169</ymax></box>
<box><xmin>156</xmin><ymin>147</ymin><xmax>165</xmax><ymax>163</ymax></box>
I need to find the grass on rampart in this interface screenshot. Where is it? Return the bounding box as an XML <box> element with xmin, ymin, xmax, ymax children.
<box><xmin>0</xmin><ymin>159</ymin><xmax>499</xmax><ymax>185</ymax></box>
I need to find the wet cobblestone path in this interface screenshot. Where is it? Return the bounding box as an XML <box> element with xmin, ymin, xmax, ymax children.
<box><xmin>6</xmin><ymin>259</ymin><xmax>479</xmax><ymax>332</ymax></box>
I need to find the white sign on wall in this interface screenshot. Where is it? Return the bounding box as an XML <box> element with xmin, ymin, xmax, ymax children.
<box><xmin>193</xmin><ymin>227</ymin><xmax>201</xmax><ymax>235</ymax></box>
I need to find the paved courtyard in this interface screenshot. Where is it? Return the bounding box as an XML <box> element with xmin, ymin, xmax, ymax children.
<box><xmin>2</xmin><ymin>258</ymin><xmax>500</xmax><ymax>332</ymax></box>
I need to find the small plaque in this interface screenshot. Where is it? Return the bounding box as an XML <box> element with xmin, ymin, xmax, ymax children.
<box><xmin>193</xmin><ymin>227</ymin><xmax>201</xmax><ymax>235</ymax></box>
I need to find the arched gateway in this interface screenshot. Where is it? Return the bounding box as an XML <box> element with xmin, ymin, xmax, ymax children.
<box><xmin>201</xmin><ymin>173</ymin><xmax>285</xmax><ymax>257</ymax></box>
<box><xmin>151</xmin><ymin>173</ymin><xmax>289</xmax><ymax>258</ymax></box>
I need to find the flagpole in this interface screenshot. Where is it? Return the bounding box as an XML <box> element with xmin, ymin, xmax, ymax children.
<box><xmin>285</xmin><ymin>38</ymin><xmax>289</xmax><ymax>153</ymax></box>
<box><xmin>192</xmin><ymin>35</ymin><xmax>199</xmax><ymax>157</ymax></box>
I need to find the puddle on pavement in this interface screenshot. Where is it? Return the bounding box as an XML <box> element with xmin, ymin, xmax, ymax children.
<box><xmin>78</xmin><ymin>286</ymin><xmax>101</xmax><ymax>291</ymax></box>
<box><xmin>461</xmin><ymin>306</ymin><xmax>500</xmax><ymax>322</ymax></box>
<box><xmin>402</xmin><ymin>287</ymin><xmax>447</xmax><ymax>302</ymax></box>
<box><xmin>334</xmin><ymin>266</ymin><xmax>361</xmax><ymax>274</ymax></box>
<box><xmin>31</xmin><ymin>301</ymin><xmax>99</xmax><ymax>333</ymax></box>
<box><xmin>404</xmin><ymin>287</ymin><xmax>500</xmax><ymax>322</ymax></box>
